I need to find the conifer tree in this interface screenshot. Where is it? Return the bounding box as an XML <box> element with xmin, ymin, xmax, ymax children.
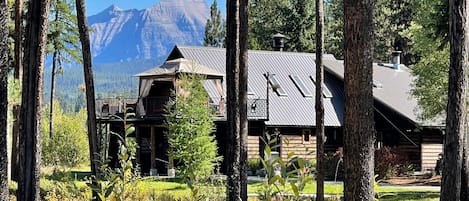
<box><xmin>0</xmin><ymin>0</ymin><xmax>9</xmax><ymax>199</ymax></box>
<box><xmin>204</xmin><ymin>0</ymin><xmax>225</xmax><ymax>47</ymax></box>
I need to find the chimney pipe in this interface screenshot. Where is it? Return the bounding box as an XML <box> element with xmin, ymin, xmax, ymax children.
<box><xmin>272</xmin><ymin>33</ymin><xmax>286</xmax><ymax>51</ymax></box>
<box><xmin>391</xmin><ymin>51</ymin><xmax>402</xmax><ymax>70</ymax></box>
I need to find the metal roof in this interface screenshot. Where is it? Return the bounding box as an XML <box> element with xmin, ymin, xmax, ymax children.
<box><xmin>323</xmin><ymin>60</ymin><xmax>443</xmax><ymax>127</ymax></box>
<box><xmin>135</xmin><ymin>58</ymin><xmax>225</xmax><ymax>79</ymax></box>
<box><xmin>168</xmin><ymin>45</ymin><xmax>343</xmax><ymax>127</ymax></box>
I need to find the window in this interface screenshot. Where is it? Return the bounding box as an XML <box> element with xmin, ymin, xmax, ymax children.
<box><xmin>290</xmin><ymin>75</ymin><xmax>313</xmax><ymax>97</ymax></box>
<box><xmin>302</xmin><ymin>129</ymin><xmax>311</xmax><ymax>143</ymax></box>
<box><xmin>310</xmin><ymin>76</ymin><xmax>333</xmax><ymax>98</ymax></box>
<box><xmin>265</xmin><ymin>73</ymin><xmax>288</xmax><ymax>96</ymax></box>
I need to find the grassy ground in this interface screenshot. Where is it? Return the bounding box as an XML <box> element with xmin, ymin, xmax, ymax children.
<box><xmin>9</xmin><ymin>168</ymin><xmax>440</xmax><ymax>201</ymax></box>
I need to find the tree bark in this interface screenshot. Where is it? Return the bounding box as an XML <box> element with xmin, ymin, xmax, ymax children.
<box><xmin>440</xmin><ymin>0</ymin><xmax>468</xmax><ymax>200</ymax></box>
<box><xmin>238</xmin><ymin>0</ymin><xmax>248</xmax><ymax>200</ymax></box>
<box><xmin>343</xmin><ymin>0</ymin><xmax>375</xmax><ymax>200</ymax></box>
<box><xmin>11</xmin><ymin>0</ymin><xmax>23</xmax><ymax>182</ymax></box>
<box><xmin>0</xmin><ymin>0</ymin><xmax>10</xmax><ymax>199</ymax></box>
<box><xmin>75</xmin><ymin>1</ymin><xmax>100</xmax><ymax>200</ymax></box>
<box><xmin>226</xmin><ymin>0</ymin><xmax>242</xmax><ymax>199</ymax></box>
<box><xmin>315</xmin><ymin>0</ymin><xmax>325</xmax><ymax>200</ymax></box>
<box><xmin>18</xmin><ymin>0</ymin><xmax>50</xmax><ymax>200</ymax></box>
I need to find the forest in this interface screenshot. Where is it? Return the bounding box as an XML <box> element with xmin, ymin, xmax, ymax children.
<box><xmin>0</xmin><ymin>0</ymin><xmax>468</xmax><ymax>200</ymax></box>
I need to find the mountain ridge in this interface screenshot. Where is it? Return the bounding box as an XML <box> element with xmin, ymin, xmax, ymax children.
<box><xmin>88</xmin><ymin>0</ymin><xmax>210</xmax><ymax>64</ymax></box>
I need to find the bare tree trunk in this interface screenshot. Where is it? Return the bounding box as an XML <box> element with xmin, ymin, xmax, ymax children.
<box><xmin>343</xmin><ymin>0</ymin><xmax>375</xmax><ymax>200</ymax></box>
<box><xmin>440</xmin><ymin>0</ymin><xmax>468</xmax><ymax>200</ymax></box>
<box><xmin>315</xmin><ymin>0</ymin><xmax>325</xmax><ymax>200</ymax></box>
<box><xmin>18</xmin><ymin>0</ymin><xmax>50</xmax><ymax>200</ymax></box>
<box><xmin>0</xmin><ymin>0</ymin><xmax>10</xmax><ymax>199</ymax></box>
<box><xmin>239</xmin><ymin>0</ymin><xmax>248</xmax><ymax>200</ymax></box>
<box><xmin>49</xmin><ymin>7</ymin><xmax>61</xmax><ymax>140</ymax></box>
<box><xmin>49</xmin><ymin>51</ymin><xmax>57</xmax><ymax>139</ymax></box>
<box><xmin>226</xmin><ymin>0</ymin><xmax>241</xmax><ymax>199</ymax></box>
<box><xmin>11</xmin><ymin>0</ymin><xmax>23</xmax><ymax>182</ymax></box>
<box><xmin>75</xmin><ymin>1</ymin><xmax>100</xmax><ymax>200</ymax></box>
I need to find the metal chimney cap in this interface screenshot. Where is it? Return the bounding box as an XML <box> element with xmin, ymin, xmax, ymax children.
<box><xmin>272</xmin><ymin>33</ymin><xmax>287</xmax><ymax>39</ymax></box>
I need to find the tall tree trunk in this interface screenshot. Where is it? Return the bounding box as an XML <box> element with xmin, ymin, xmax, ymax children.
<box><xmin>440</xmin><ymin>0</ymin><xmax>468</xmax><ymax>200</ymax></box>
<box><xmin>315</xmin><ymin>0</ymin><xmax>325</xmax><ymax>200</ymax></box>
<box><xmin>49</xmin><ymin>51</ymin><xmax>57</xmax><ymax>139</ymax></box>
<box><xmin>226</xmin><ymin>0</ymin><xmax>241</xmax><ymax>199</ymax></box>
<box><xmin>11</xmin><ymin>0</ymin><xmax>23</xmax><ymax>182</ymax></box>
<box><xmin>75</xmin><ymin>0</ymin><xmax>100</xmax><ymax>199</ymax></box>
<box><xmin>0</xmin><ymin>0</ymin><xmax>10</xmax><ymax>199</ymax></box>
<box><xmin>49</xmin><ymin>6</ymin><xmax>61</xmax><ymax>140</ymax></box>
<box><xmin>343</xmin><ymin>0</ymin><xmax>375</xmax><ymax>200</ymax></box>
<box><xmin>238</xmin><ymin>0</ymin><xmax>248</xmax><ymax>200</ymax></box>
<box><xmin>18</xmin><ymin>0</ymin><xmax>50</xmax><ymax>200</ymax></box>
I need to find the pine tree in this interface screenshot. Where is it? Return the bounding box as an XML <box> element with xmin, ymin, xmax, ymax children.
<box><xmin>0</xmin><ymin>0</ymin><xmax>9</xmax><ymax>199</ymax></box>
<box><xmin>315</xmin><ymin>0</ymin><xmax>325</xmax><ymax>199</ymax></box>
<box><xmin>48</xmin><ymin>0</ymin><xmax>81</xmax><ymax>139</ymax></box>
<box><xmin>18</xmin><ymin>0</ymin><xmax>51</xmax><ymax>200</ymax></box>
<box><xmin>343</xmin><ymin>0</ymin><xmax>375</xmax><ymax>200</ymax></box>
<box><xmin>204</xmin><ymin>0</ymin><xmax>225</xmax><ymax>47</ymax></box>
<box><xmin>440</xmin><ymin>0</ymin><xmax>469</xmax><ymax>199</ymax></box>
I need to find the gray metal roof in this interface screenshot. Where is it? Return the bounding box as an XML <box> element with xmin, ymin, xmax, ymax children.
<box><xmin>323</xmin><ymin>60</ymin><xmax>443</xmax><ymax>127</ymax></box>
<box><xmin>168</xmin><ymin>45</ymin><xmax>343</xmax><ymax>127</ymax></box>
<box><xmin>135</xmin><ymin>58</ymin><xmax>225</xmax><ymax>79</ymax></box>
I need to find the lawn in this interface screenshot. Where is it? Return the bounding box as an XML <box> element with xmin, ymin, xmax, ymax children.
<box><xmin>10</xmin><ymin>169</ymin><xmax>440</xmax><ymax>201</ymax></box>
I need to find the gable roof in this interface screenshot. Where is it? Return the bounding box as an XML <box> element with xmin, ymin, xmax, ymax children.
<box><xmin>324</xmin><ymin>60</ymin><xmax>443</xmax><ymax>127</ymax></box>
<box><xmin>168</xmin><ymin>45</ymin><xmax>344</xmax><ymax>127</ymax></box>
<box><xmin>163</xmin><ymin>45</ymin><xmax>441</xmax><ymax>128</ymax></box>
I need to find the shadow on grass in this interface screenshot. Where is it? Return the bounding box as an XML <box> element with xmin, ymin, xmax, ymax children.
<box><xmin>379</xmin><ymin>192</ymin><xmax>440</xmax><ymax>201</ymax></box>
<box><xmin>46</xmin><ymin>170</ymin><xmax>91</xmax><ymax>181</ymax></box>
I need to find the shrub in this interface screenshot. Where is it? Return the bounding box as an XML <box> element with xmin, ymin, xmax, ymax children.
<box><xmin>42</xmin><ymin>104</ymin><xmax>89</xmax><ymax>169</ymax></box>
<box><xmin>375</xmin><ymin>146</ymin><xmax>414</xmax><ymax>179</ymax></box>
<box><xmin>248</xmin><ymin>158</ymin><xmax>262</xmax><ymax>174</ymax></box>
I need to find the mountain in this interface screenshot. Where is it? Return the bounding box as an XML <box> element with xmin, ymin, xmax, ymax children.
<box><xmin>88</xmin><ymin>0</ymin><xmax>210</xmax><ymax>64</ymax></box>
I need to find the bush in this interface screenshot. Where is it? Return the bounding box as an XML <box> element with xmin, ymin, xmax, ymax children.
<box><xmin>375</xmin><ymin>146</ymin><xmax>414</xmax><ymax>179</ymax></box>
<box><xmin>42</xmin><ymin>103</ymin><xmax>89</xmax><ymax>169</ymax></box>
<box><xmin>248</xmin><ymin>158</ymin><xmax>262</xmax><ymax>174</ymax></box>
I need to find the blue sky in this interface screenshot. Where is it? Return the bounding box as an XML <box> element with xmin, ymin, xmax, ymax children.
<box><xmin>86</xmin><ymin>0</ymin><xmax>226</xmax><ymax>16</ymax></box>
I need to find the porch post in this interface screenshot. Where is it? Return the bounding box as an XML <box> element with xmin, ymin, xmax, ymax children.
<box><xmin>151</xmin><ymin>126</ymin><xmax>156</xmax><ymax>170</ymax></box>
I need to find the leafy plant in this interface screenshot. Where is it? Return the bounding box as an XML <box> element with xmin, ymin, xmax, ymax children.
<box><xmin>257</xmin><ymin>132</ymin><xmax>313</xmax><ymax>201</ymax></box>
<box><xmin>88</xmin><ymin>112</ymin><xmax>141</xmax><ymax>201</ymax></box>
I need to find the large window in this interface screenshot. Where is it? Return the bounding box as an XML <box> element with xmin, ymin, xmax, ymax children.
<box><xmin>290</xmin><ymin>75</ymin><xmax>313</xmax><ymax>97</ymax></box>
<box><xmin>310</xmin><ymin>76</ymin><xmax>333</xmax><ymax>98</ymax></box>
<box><xmin>265</xmin><ymin>73</ymin><xmax>288</xmax><ymax>97</ymax></box>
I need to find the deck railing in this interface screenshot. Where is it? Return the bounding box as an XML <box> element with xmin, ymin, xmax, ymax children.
<box><xmin>96</xmin><ymin>97</ymin><xmax>268</xmax><ymax>120</ymax></box>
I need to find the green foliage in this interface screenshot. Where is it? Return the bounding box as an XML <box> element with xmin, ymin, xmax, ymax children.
<box><xmin>48</xmin><ymin>0</ymin><xmax>81</xmax><ymax>64</ymax></box>
<box><xmin>89</xmin><ymin>115</ymin><xmax>141</xmax><ymax>201</ymax></box>
<box><xmin>325</xmin><ymin>0</ymin><xmax>415</xmax><ymax>62</ymax></box>
<box><xmin>165</xmin><ymin>73</ymin><xmax>221</xmax><ymax>181</ymax></box>
<box><xmin>204</xmin><ymin>0</ymin><xmax>225</xmax><ymax>47</ymax></box>
<box><xmin>41</xmin><ymin>102</ymin><xmax>89</xmax><ymax>168</ymax></box>
<box><xmin>402</xmin><ymin>0</ymin><xmax>449</xmax><ymax>120</ymax></box>
<box><xmin>249</xmin><ymin>0</ymin><xmax>315</xmax><ymax>52</ymax></box>
<box><xmin>257</xmin><ymin>132</ymin><xmax>313</xmax><ymax>201</ymax></box>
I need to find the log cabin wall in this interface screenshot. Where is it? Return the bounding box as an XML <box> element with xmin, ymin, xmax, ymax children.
<box><xmin>279</xmin><ymin>128</ymin><xmax>317</xmax><ymax>161</ymax></box>
<box><xmin>420</xmin><ymin>128</ymin><xmax>443</xmax><ymax>172</ymax></box>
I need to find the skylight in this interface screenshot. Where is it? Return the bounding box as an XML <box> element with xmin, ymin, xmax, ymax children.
<box><xmin>265</xmin><ymin>74</ymin><xmax>288</xmax><ymax>97</ymax></box>
<box><xmin>373</xmin><ymin>80</ymin><xmax>383</xmax><ymax>88</ymax></box>
<box><xmin>290</xmin><ymin>75</ymin><xmax>313</xmax><ymax>97</ymax></box>
<box><xmin>248</xmin><ymin>85</ymin><xmax>255</xmax><ymax>95</ymax></box>
<box><xmin>310</xmin><ymin>76</ymin><xmax>333</xmax><ymax>98</ymax></box>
